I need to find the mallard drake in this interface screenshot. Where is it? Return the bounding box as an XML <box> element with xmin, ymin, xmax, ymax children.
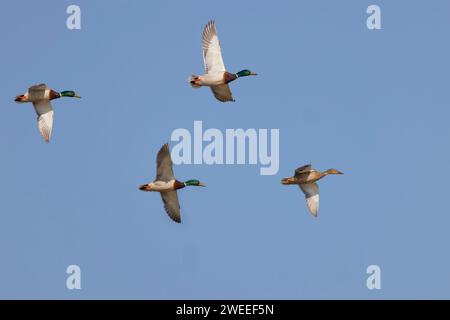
<box><xmin>189</xmin><ymin>20</ymin><xmax>257</xmax><ymax>102</ymax></box>
<box><xmin>281</xmin><ymin>164</ymin><xmax>343</xmax><ymax>217</ymax></box>
<box><xmin>139</xmin><ymin>143</ymin><xmax>206</xmax><ymax>223</ymax></box>
<box><xmin>15</xmin><ymin>83</ymin><xmax>81</xmax><ymax>143</ymax></box>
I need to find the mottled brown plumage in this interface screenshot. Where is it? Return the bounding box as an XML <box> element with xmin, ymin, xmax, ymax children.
<box><xmin>281</xmin><ymin>164</ymin><xmax>343</xmax><ymax>217</ymax></box>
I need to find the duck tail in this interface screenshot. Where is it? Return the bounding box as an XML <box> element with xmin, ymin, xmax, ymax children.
<box><xmin>188</xmin><ymin>75</ymin><xmax>202</xmax><ymax>88</ymax></box>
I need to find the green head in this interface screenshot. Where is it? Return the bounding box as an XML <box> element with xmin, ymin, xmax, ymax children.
<box><xmin>236</xmin><ymin>69</ymin><xmax>257</xmax><ymax>77</ymax></box>
<box><xmin>184</xmin><ymin>179</ymin><xmax>206</xmax><ymax>187</ymax></box>
<box><xmin>60</xmin><ymin>90</ymin><xmax>81</xmax><ymax>98</ymax></box>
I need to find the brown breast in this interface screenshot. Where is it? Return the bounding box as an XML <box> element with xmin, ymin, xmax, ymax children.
<box><xmin>223</xmin><ymin>72</ymin><xmax>237</xmax><ymax>84</ymax></box>
<box><xmin>174</xmin><ymin>180</ymin><xmax>186</xmax><ymax>190</ymax></box>
<box><xmin>49</xmin><ymin>90</ymin><xmax>61</xmax><ymax>100</ymax></box>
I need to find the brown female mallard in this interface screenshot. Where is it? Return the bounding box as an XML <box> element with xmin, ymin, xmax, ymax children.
<box><xmin>281</xmin><ymin>164</ymin><xmax>343</xmax><ymax>217</ymax></box>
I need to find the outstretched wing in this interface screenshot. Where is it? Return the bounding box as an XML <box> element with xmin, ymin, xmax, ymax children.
<box><xmin>33</xmin><ymin>100</ymin><xmax>54</xmax><ymax>143</ymax></box>
<box><xmin>299</xmin><ymin>183</ymin><xmax>319</xmax><ymax>217</ymax></box>
<box><xmin>160</xmin><ymin>191</ymin><xmax>181</xmax><ymax>223</ymax></box>
<box><xmin>202</xmin><ymin>20</ymin><xmax>226</xmax><ymax>74</ymax></box>
<box><xmin>210</xmin><ymin>84</ymin><xmax>235</xmax><ymax>102</ymax></box>
<box><xmin>156</xmin><ymin>143</ymin><xmax>174</xmax><ymax>181</ymax></box>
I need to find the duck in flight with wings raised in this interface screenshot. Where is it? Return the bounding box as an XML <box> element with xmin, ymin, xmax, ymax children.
<box><xmin>139</xmin><ymin>144</ymin><xmax>206</xmax><ymax>223</ymax></box>
<box><xmin>189</xmin><ymin>20</ymin><xmax>257</xmax><ymax>102</ymax></box>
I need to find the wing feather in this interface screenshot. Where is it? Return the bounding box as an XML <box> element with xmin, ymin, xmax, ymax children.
<box><xmin>28</xmin><ymin>83</ymin><xmax>48</xmax><ymax>101</ymax></box>
<box><xmin>202</xmin><ymin>20</ymin><xmax>226</xmax><ymax>74</ymax></box>
<box><xmin>295</xmin><ymin>164</ymin><xmax>313</xmax><ymax>176</ymax></box>
<box><xmin>33</xmin><ymin>101</ymin><xmax>53</xmax><ymax>143</ymax></box>
<box><xmin>156</xmin><ymin>143</ymin><xmax>175</xmax><ymax>181</ymax></box>
<box><xmin>299</xmin><ymin>183</ymin><xmax>319</xmax><ymax>217</ymax></box>
<box><xmin>210</xmin><ymin>84</ymin><xmax>234</xmax><ymax>102</ymax></box>
<box><xmin>160</xmin><ymin>191</ymin><xmax>181</xmax><ymax>223</ymax></box>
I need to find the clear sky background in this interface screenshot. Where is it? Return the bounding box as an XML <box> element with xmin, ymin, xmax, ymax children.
<box><xmin>1</xmin><ymin>0</ymin><xmax>450</xmax><ymax>299</ymax></box>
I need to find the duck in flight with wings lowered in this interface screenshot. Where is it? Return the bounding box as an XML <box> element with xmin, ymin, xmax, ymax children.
<box><xmin>281</xmin><ymin>164</ymin><xmax>343</xmax><ymax>217</ymax></box>
<box><xmin>15</xmin><ymin>83</ymin><xmax>81</xmax><ymax>143</ymax></box>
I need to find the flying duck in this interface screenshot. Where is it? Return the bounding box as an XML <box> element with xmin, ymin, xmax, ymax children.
<box><xmin>189</xmin><ymin>20</ymin><xmax>257</xmax><ymax>102</ymax></box>
<box><xmin>15</xmin><ymin>83</ymin><xmax>80</xmax><ymax>142</ymax></box>
<box><xmin>281</xmin><ymin>164</ymin><xmax>343</xmax><ymax>217</ymax></box>
<box><xmin>139</xmin><ymin>143</ymin><xmax>206</xmax><ymax>223</ymax></box>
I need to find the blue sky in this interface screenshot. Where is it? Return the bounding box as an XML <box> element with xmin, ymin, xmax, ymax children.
<box><xmin>1</xmin><ymin>0</ymin><xmax>450</xmax><ymax>299</ymax></box>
